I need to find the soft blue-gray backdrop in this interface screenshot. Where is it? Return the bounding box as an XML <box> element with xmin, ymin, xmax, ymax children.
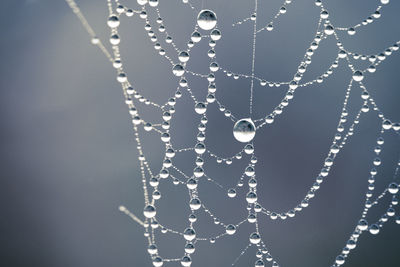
<box><xmin>1</xmin><ymin>0</ymin><xmax>399</xmax><ymax>266</ymax></box>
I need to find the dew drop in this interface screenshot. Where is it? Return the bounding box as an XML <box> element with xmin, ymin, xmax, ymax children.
<box><xmin>335</xmin><ymin>255</ymin><xmax>345</xmax><ymax>265</ymax></box>
<box><xmin>233</xmin><ymin>118</ymin><xmax>256</xmax><ymax>143</ymax></box>
<box><xmin>324</xmin><ymin>24</ymin><xmax>334</xmax><ymax>35</ymax></box>
<box><xmin>147</xmin><ymin>244</ymin><xmax>158</xmax><ymax>254</ymax></box>
<box><xmin>249</xmin><ymin>232</ymin><xmax>261</xmax><ymax>244</ymax></box>
<box><xmin>143</xmin><ymin>204</ymin><xmax>156</xmax><ymax>218</ymax></box>
<box><xmin>189</xmin><ymin>198</ymin><xmax>201</xmax><ymax>210</ymax></box>
<box><xmin>181</xmin><ymin>256</ymin><xmax>192</xmax><ymax>267</ymax></box>
<box><xmin>225</xmin><ymin>224</ymin><xmax>236</xmax><ymax>235</ymax></box>
<box><xmin>255</xmin><ymin>259</ymin><xmax>264</xmax><ymax>267</ymax></box>
<box><xmin>197</xmin><ymin>10</ymin><xmax>217</xmax><ymax>30</ymax></box>
<box><xmin>194</xmin><ymin>102</ymin><xmax>207</xmax><ymax>114</ymax></box>
<box><xmin>172</xmin><ymin>64</ymin><xmax>185</xmax><ymax>76</ymax></box>
<box><xmin>178</xmin><ymin>51</ymin><xmax>190</xmax><ymax>62</ymax></box>
<box><xmin>227</xmin><ymin>188</ymin><xmax>237</xmax><ymax>198</ymax></box>
<box><xmin>183</xmin><ymin>228</ymin><xmax>196</xmax><ymax>241</ymax></box>
<box><xmin>185</xmin><ymin>243</ymin><xmax>195</xmax><ymax>254</ymax></box>
<box><xmin>357</xmin><ymin>219</ymin><xmax>368</xmax><ymax>231</ymax></box>
<box><xmin>210</xmin><ymin>29</ymin><xmax>221</xmax><ymax>40</ymax></box>
<box><xmin>388</xmin><ymin>183</ymin><xmax>399</xmax><ymax>194</ymax></box>
<box><xmin>107</xmin><ymin>15</ymin><xmax>120</xmax><ymax>28</ymax></box>
<box><xmin>369</xmin><ymin>224</ymin><xmax>380</xmax><ymax>235</ymax></box>
<box><xmin>152</xmin><ymin>256</ymin><xmax>163</xmax><ymax>267</ymax></box>
<box><xmin>246</xmin><ymin>191</ymin><xmax>257</xmax><ymax>204</ymax></box>
<box><xmin>352</xmin><ymin>70</ymin><xmax>364</xmax><ymax>82</ymax></box>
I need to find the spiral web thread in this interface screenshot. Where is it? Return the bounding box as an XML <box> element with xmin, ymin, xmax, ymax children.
<box><xmin>65</xmin><ymin>0</ymin><xmax>400</xmax><ymax>266</ymax></box>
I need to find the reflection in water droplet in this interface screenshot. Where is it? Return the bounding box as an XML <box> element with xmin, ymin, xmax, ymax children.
<box><xmin>197</xmin><ymin>10</ymin><xmax>217</xmax><ymax>31</ymax></box>
<box><xmin>233</xmin><ymin>118</ymin><xmax>256</xmax><ymax>143</ymax></box>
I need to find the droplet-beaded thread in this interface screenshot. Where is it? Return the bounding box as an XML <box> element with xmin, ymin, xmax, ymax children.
<box><xmin>65</xmin><ymin>0</ymin><xmax>400</xmax><ymax>266</ymax></box>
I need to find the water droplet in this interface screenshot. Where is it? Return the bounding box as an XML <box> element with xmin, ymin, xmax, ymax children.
<box><xmin>320</xmin><ymin>10</ymin><xmax>329</xmax><ymax>19</ymax></box>
<box><xmin>255</xmin><ymin>259</ymin><xmax>264</xmax><ymax>267</ymax></box>
<box><xmin>369</xmin><ymin>224</ymin><xmax>380</xmax><ymax>235</ymax></box>
<box><xmin>149</xmin><ymin>0</ymin><xmax>159</xmax><ymax>7</ymax></box>
<box><xmin>233</xmin><ymin>118</ymin><xmax>256</xmax><ymax>143</ymax></box>
<box><xmin>335</xmin><ymin>255</ymin><xmax>345</xmax><ymax>265</ymax></box>
<box><xmin>191</xmin><ymin>31</ymin><xmax>202</xmax><ymax>42</ymax></box>
<box><xmin>181</xmin><ymin>256</ymin><xmax>192</xmax><ymax>267</ymax></box>
<box><xmin>248</xmin><ymin>213</ymin><xmax>257</xmax><ymax>223</ymax></box>
<box><xmin>357</xmin><ymin>219</ymin><xmax>368</xmax><ymax>231</ymax></box>
<box><xmin>143</xmin><ymin>204</ymin><xmax>156</xmax><ymax>218</ymax></box>
<box><xmin>187</xmin><ymin>178</ymin><xmax>197</xmax><ymax>190</ymax></box>
<box><xmin>228</xmin><ymin>188</ymin><xmax>237</xmax><ymax>198</ymax></box>
<box><xmin>147</xmin><ymin>244</ymin><xmax>158</xmax><ymax>254</ymax></box>
<box><xmin>189</xmin><ymin>198</ymin><xmax>201</xmax><ymax>210</ymax></box>
<box><xmin>382</xmin><ymin>119</ymin><xmax>392</xmax><ymax>130</ymax></box>
<box><xmin>110</xmin><ymin>34</ymin><xmax>120</xmax><ymax>45</ymax></box>
<box><xmin>210</xmin><ymin>29</ymin><xmax>221</xmax><ymax>40</ymax></box>
<box><xmin>183</xmin><ymin>228</ymin><xmax>196</xmax><ymax>241</ymax></box>
<box><xmin>194</xmin><ymin>142</ymin><xmax>206</xmax><ymax>154</ymax></box>
<box><xmin>245</xmin><ymin>166</ymin><xmax>255</xmax><ymax>177</ymax></box>
<box><xmin>246</xmin><ymin>191</ymin><xmax>257</xmax><ymax>204</ymax></box>
<box><xmin>249</xmin><ymin>232</ymin><xmax>261</xmax><ymax>244</ymax></box>
<box><xmin>324</xmin><ymin>24</ymin><xmax>334</xmax><ymax>35</ymax></box>
<box><xmin>346</xmin><ymin>240</ymin><xmax>356</xmax><ymax>250</ymax></box>
<box><xmin>173</xmin><ymin>64</ymin><xmax>185</xmax><ymax>76</ymax></box>
<box><xmin>152</xmin><ymin>256</ymin><xmax>163</xmax><ymax>267</ymax></box>
<box><xmin>197</xmin><ymin>10</ymin><xmax>217</xmax><ymax>30</ymax></box>
<box><xmin>194</xmin><ymin>102</ymin><xmax>207</xmax><ymax>114</ymax></box>
<box><xmin>348</xmin><ymin>27</ymin><xmax>356</xmax><ymax>35</ymax></box>
<box><xmin>107</xmin><ymin>15</ymin><xmax>120</xmax><ymax>28</ymax></box>
<box><xmin>226</xmin><ymin>224</ymin><xmax>236</xmax><ymax>235</ymax></box>
<box><xmin>178</xmin><ymin>51</ymin><xmax>190</xmax><ymax>62</ymax></box>
<box><xmin>388</xmin><ymin>183</ymin><xmax>399</xmax><ymax>194</ymax></box>
<box><xmin>137</xmin><ymin>0</ymin><xmax>148</xmax><ymax>5</ymax></box>
<box><xmin>91</xmin><ymin>37</ymin><xmax>100</xmax><ymax>45</ymax></box>
<box><xmin>193</xmin><ymin>166</ymin><xmax>204</xmax><ymax>177</ymax></box>
<box><xmin>352</xmin><ymin>70</ymin><xmax>364</xmax><ymax>82</ymax></box>
<box><xmin>185</xmin><ymin>243</ymin><xmax>195</xmax><ymax>254</ymax></box>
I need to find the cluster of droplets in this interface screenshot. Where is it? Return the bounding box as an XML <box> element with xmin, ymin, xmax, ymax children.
<box><xmin>329</xmin><ymin>133</ymin><xmax>400</xmax><ymax>267</ymax></box>
<box><xmin>65</xmin><ymin>0</ymin><xmax>400</xmax><ymax>266</ymax></box>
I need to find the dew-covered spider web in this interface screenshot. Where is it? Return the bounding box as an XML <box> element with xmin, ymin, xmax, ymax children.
<box><xmin>65</xmin><ymin>0</ymin><xmax>400</xmax><ymax>266</ymax></box>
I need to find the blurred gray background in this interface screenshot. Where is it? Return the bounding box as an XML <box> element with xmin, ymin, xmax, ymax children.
<box><xmin>1</xmin><ymin>0</ymin><xmax>399</xmax><ymax>266</ymax></box>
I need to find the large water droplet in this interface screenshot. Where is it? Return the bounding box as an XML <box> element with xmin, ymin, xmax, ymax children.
<box><xmin>143</xmin><ymin>204</ymin><xmax>156</xmax><ymax>218</ymax></box>
<box><xmin>249</xmin><ymin>232</ymin><xmax>261</xmax><ymax>244</ymax></box>
<box><xmin>107</xmin><ymin>15</ymin><xmax>120</xmax><ymax>28</ymax></box>
<box><xmin>233</xmin><ymin>118</ymin><xmax>256</xmax><ymax>143</ymax></box>
<box><xmin>246</xmin><ymin>191</ymin><xmax>257</xmax><ymax>203</ymax></box>
<box><xmin>194</xmin><ymin>102</ymin><xmax>207</xmax><ymax>114</ymax></box>
<box><xmin>352</xmin><ymin>70</ymin><xmax>364</xmax><ymax>82</ymax></box>
<box><xmin>183</xmin><ymin>228</ymin><xmax>196</xmax><ymax>241</ymax></box>
<box><xmin>197</xmin><ymin>10</ymin><xmax>217</xmax><ymax>30</ymax></box>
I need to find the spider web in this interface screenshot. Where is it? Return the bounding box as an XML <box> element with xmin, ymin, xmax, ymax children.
<box><xmin>65</xmin><ymin>0</ymin><xmax>400</xmax><ymax>266</ymax></box>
